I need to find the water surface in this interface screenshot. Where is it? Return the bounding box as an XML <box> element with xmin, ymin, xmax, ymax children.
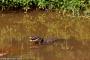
<box><xmin>0</xmin><ymin>11</ymin><xmax>90</xmax><ymax>60</ymax></box>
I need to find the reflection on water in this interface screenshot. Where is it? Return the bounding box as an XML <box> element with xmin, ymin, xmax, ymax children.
<box><xmin>0</xmin><ymin>11</ymin><xmax>90</xmax><ymax>60</ymax></box>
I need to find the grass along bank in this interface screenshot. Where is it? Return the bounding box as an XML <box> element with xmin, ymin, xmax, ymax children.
<box><xmin>0</xmin><ymin>0</ymin><xmax>90</xmax><ymax>15</ymax></box>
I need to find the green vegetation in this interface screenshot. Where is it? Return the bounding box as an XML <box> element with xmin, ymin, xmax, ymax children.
<box><xmin>0</xmin><ymin>0</ymin><xmax>90</xmax><ymax>15</ymax></box>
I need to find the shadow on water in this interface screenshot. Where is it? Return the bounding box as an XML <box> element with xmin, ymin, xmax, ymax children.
<box><xmin>0</xmin><ymin>11</ymin><xmax>90</xmax><ymax>60</ymax></box>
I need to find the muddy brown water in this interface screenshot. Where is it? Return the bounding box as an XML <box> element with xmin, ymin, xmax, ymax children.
<box><xmin>0</xmin><ymin>11</ymin><xmax>90</xmax><ymax>60</ymax></box>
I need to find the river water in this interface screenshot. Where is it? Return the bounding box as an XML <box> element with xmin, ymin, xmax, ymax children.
<box><xmin>0</xmin><ymin>10</ymin><xmax>90</xmax><ymax>60</ymax></box>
